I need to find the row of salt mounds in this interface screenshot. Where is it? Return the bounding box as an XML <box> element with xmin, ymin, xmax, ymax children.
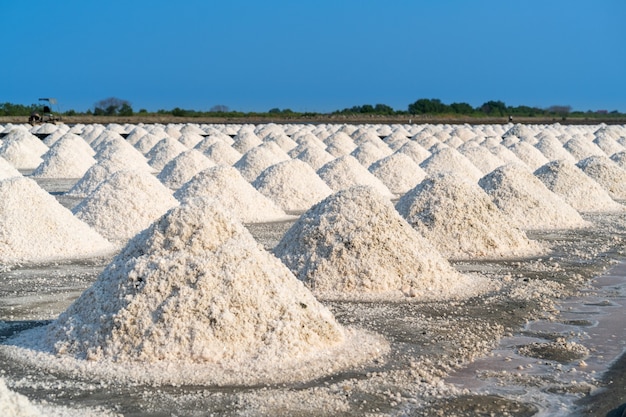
<box><xmin>478</xmin><ymin>164</ymin><xmax>590</xmax><ymax>230</ymax></box>
<box><xmin>0</xmin><ymin>128</ymin><xmax>48</xmax><ymax>170</ymax></box>
<box><xmin>576</xmin><ymin>155</ymin><xmax>626</xmax><ymax>200</ymax></box>
<box><xmin>157</xmin><ymin>149</ymin><xmax>215</xmax><ymax>190</ymax></box>
<box><xmin>274</xmin><ymin>186</ymin><xmax>492</xmax><ymax>301</ymax></box>
<box><xmin>30</xmin><ymin>133</ymin><xmax>96</xmax><ymax>179</ymax></box>
<box><xmin>0</xmin><ymin>177</ymin><xmax>114</xmax><ymax>264</ymax></box>
<box><xmin>174</xmin><ymin>166</ymin><xmax>290</xmax><ymax>223</ymax></box>
<box><xmin>72</xmin><ymin>170</ymin><xmax>179</xmax><ymax>244</ymax></box>
<box><xmin>396</xmin><ymin>173</ymin><xmax>545</xmax><ymax>260</ymax></box>
<box><xmin>3</xmin><ymin>198</ymin><xmax>388</xmax><ymax>386</ymax></box>
<box><xmin>0</xmin><ymin>156</ymin><xmax>21</xmax><ymax>179</ymax></box>
<box><xmin>317</xmin><ymin>155</ymin><xmax>393</xmax><ymax>198</ymax></box>
<box><xmin>252</xmin><ymin>159</ymin><xmax>333</xmax><ymax>213</ymax></box>
<box><xmin>534</xmin><ymin>160</ymin><xmax>624</xmax><ymax>213</ymax></box>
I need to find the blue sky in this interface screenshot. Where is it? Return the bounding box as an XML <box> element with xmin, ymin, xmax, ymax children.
<box><xmin>2</xmin><ymin>0</ymin><xmax>625</xmax><ymax>113</ymax></box>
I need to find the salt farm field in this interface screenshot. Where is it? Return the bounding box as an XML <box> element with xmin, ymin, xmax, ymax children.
<box><xmin>0</xmin><ymin>121</ymin><xmax>625</xmax><ymax>416</ymax></box>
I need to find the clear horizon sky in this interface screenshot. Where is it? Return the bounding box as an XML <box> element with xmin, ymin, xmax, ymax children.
<box><xmin>2</xmin><ymin>0</ymin><xmax>625</xmax><ymax>114</ymax></box>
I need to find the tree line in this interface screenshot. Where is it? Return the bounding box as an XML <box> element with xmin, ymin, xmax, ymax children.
<box><xmin>1</xmin><ymin>97</ymin><xmax>623</xmax><ymax>119</ymax></box>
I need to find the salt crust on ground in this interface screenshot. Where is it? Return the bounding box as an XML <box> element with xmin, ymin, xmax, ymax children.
<box><xmin>72</xmin><ymin>170</ymin><xmax>179</xmax><ymax>244</ymax></box>
<box><xmin>3</xmin><ymin>198</ymin><xmax>387</xmax><ymax>386</ymax></box>
<box><xmin>317</xmin><ymin>155</ymin><xmax>393</xmax><ymax>197</ymax></box>
<box><xmin>479</xmin><ymin>164</ymin><xmax>590</xmax><ymax>230</ymax></box>
<box><xmin>0</xmin><ymin>177</ymin><xmax>114</xmax><ymax>264</ymax></box>
<box><xmin>252</xmin><ymin>159</ymin><xmax>333</xmax><ymax>212</ymax></box>
<box><xmin>396</xmin><ymin>173</ymin><xmax>545</xmax><ymax>260</ymax></box>
<box><xmin>157</xmin><ymin>149</ymin><xmax>215</xmax><ymax>190</ymax></box>
<box><xmin>174</xmin><ymin>166</ymin><xmax>291</xmax><ymax>223</ymax></box>
<box><xmin>274</xmin><ymin>186</ymin><xmax>493</xmax><ymax>301</ymax></box>
<box><xmin>576</xmin><ymin>155</ymin><xmax>626</xmax><ymax>200</ymax></box>
<box><xmin>534</xmin><ymin>160</ymin><xmax>624</xmax><ymax>213</ymax></box>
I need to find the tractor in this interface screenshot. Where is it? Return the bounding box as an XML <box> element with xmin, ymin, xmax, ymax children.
<box><xmin>29</xmin><ymin>98</ymin><xmax>62</xmax><ymax>125</ymax></box>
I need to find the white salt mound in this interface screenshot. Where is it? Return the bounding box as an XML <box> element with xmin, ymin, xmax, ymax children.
<box><xmin>294</xmin><ymin>145</ymin><xmax>334</xmax><ymax>171</ymax></box>
<box><xmin>317</xmin><ymin>155</ymin><xmax>393</xmax><ymax>197</ymax></box>
<box><xmin>563</xmin><ymin>135</ymin><xmax>605</xmax><ymax>161</ymax></box>
<box><xmin>534</xmin><ymin>135</ymin><xmax>577</xmax><ymax>163</ymax></box>
<box><xmin>369</xmin><ymin>152</ymin><xmax>427</xmax><ymax>195</ymax></box>
<box><xmin>72</xmin><ymin>170</ymin><xmax>179</xmax><ymax>244</ymax></box>
<box><xmin>252</xmin><ymin>159</ymin><xmax>333</xmax><ymax>213</ymax></box>
<box><xmin>30</xmin><ymin>134</ymin><xmax>96</xmax><ymax>179</ymax></box>
<box><xmin>507</xmin><ymin>141</ymin><xmax>549</xmax><ymax>171</ymax></box>
<box><xmin>174</xmin><ymin>166</ymin><xmax>289</xmax><ymax>223</ymax></box>
<box><xmin>146</xmin><ymin>138</ymin><xmax>189</xmax><ymax>172</ymax></box>
<box><xmin>4</xmin><ymin>198</ymin><xmax>387</xmax><ymax>386</ymax></box>
<box><xmin>274</xmin><ymin>186</ymin><xmax>491</xmax><ymax>301</ymax></box>
<box><xmin>576</xmin><ymin>155</ymin><xmax>626</xmax><ymax>200</ymax></box>
<box><xmin>0</xmin><ymin>177</ymin><xmax>114</xmax><ymax>264</ymax></box>
<box><xmin>0</xmin><ymin>129</ymin><xmax>48</xmax><ymax>170</ymax></box>
<box><xmin>479</xmin><ymin>164</ymin><xmax>590</xmax><ymax>230</ymax></box>
<box><xmin>611</xmin><ymin>151</ymin><xmax>626</xmax><ymax>170</ymax></box>
<box><xmin>419</xmin><ymin>146</ymin><xmax>484</xmax><ymax>183</ymax></box>
<box><xmin>350</xmin><ymin>141</ymin><xmax>392</xmax><ymax>168</ymax></box>
<box><xmin>396</xmin><ymin>141</ymin><xmax>431</xmax><ymax>164</ymax></box>
<box><xmin>396</xmin><ymin>173</ymin><xmax>545</xmax><ymax>260</ymax></box>
<box><xmin>534</xmin><ymin>159</ymin><xmax>624</xmax><ymax>213</ymax></box>
<box><xmin>202</xmin><ymin>141</ymin><xmax>242</xmax><ymax>166</ymax></box>
<box><xmin>0</xmin><ymin>156</ymin><xmax>21</xmax><ymax>179</ymax></box>
<box><xmin>157</xmin><ymin>149</ymin><xmax>215</xmax><ymax>190</ymax></box>
<box><xmin>0</xmin><ymin>378</ymin><xmax>43</xmax><ymax>417</ymax></box>
<box><xmin>233</xmin><ymin>142</ymin><xmax>290</xmax><ymax>182</ymax></box>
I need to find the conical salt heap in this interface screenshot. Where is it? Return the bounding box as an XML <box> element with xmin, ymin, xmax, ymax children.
<box><xmin>30</xmin><ymin>133</ymin><xmax>96</xmax><ymax>179</ymax></box>
<box><xmin>611</xmin><ymin>151</ymin><xmax>626</xmax><ymax>170</ymax></box>
<box><xmin>0</xmin><ymin>156</ymin><xmax>21</xmax><ymax>180</ymax></box>
<box><xmin>0</xmin><ymin>128</ymin><xmax>48</xmax><ymax>170</ymax></box>
<box><xmin>73</xmin><ymin>170</ymin><xmax>179</xmax><ymax>244</ymax></box>
<box><xmin>563</xmin><ymin>135</ymin><xmax>605</xmax><ymax>161</ymax></box>
<box><xmin>506</xmin><ymin>141</ymin><xmax>549</xmax><ymax>171</ymax></box>
<box><xmin>576</xmin><ymin>155</ymin><xmax>626</xmax><ymax>200</ymax></box>
<box><xmin>233</xmin><ymin>142</ymin><xmax>290</xmax><ymax>182</ymax></box>
<box><xmin>479</xmin><ymin>164</ymin><xmax>590</xmax><ymax>230</ymax></box>
<box><xmin>457</xmin><ymin>142</ymin><xmax>504</xmax><ymax>175</ymax></box>
<box><xmin>6</xmin><ymin>198</ymin><xmax>386</xmax><ymax>385</ymax></box>
<box><xmin>419</xmin><ymin>146</ymin><xmax>484</xmax><ymax>183</ymax></box>
<box><xmin>274</xmin><ymin>186</ymin><xmax>490</xmax><ymax>300</ymax></box>
<box><xmin>317</xmin><ymin>155</ymin><xmax>393</xmax><ymax>197</ymax></box>
<box><xmin>157</xmin><ymin>149</ymin><xmax>215</xmax><ymax>190</ymax></box>
<box><xmin>396</xmin><ymin>173</ymin><xmax>545</xmax><ymax>260</ymax></box>
<box><xmin>0</xmin><ymin>177</ymin><xmax>114</xmax><ymax>264</ymax></box>
<box><xmin>369</xmin><ymin>152</ymin><xmax>426</xmax><ymax>195</ymax></box>
<box><xmin>252</xmin><ymin>159</ymin><xmax>332</xmax><ymax>213</ymax></box>
<box><xmin>174</xmin><ymin>166</ymin><xmax>289</xmax><ymax>223</ymax></box>
<box><xmin>146</xmin><ymin>138</ymin><xmax>189</xmax><ymax>172</ymax></box>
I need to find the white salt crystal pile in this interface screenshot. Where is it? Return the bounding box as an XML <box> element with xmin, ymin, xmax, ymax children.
<box><xmin>350</xmin><ymin>141</ymin><xmax>392</xmax><ymax>168</ymax></box>
<box><xmin>482</xmin><ymin>137</ymin><xmax>526</xmax><ymax>166</ymax></box>
<box><xmin>0</xmin><ymin>156</ymin><xmax>21</xmax><ymax>179</ymax></box>
<box><xmin>30</xmin><ymin>133</ymin><xmax>96</xmax><ymax>179</ymax></box>
<box><xmin>89</xmin><ymin>130</ymin><xmax>126</xmax><ymax>152</ymax></box>
<box><xmin>294</xmin><ymin>145</ymin><xmax>334</xmax><ymax>171</ymax></box>
<box><xmin>507</xmin><ymin>141</ymin><xmax>549</xmax><ymax>170</ymax></box>
<box><xmin>593</xmin><ymin>133</ymin><xmax>624</xmax><ymax>156</ymax></box>
<box><xmin>479</xmin><ymin>164</ymin><xmax>590</xmax><ymax>230</ymax></box>
<box><xmin>576</xmin><ymin>155</ymin><xmax>626</xmax><ymax>200</ymax></box>
<box><xmin>133</xmin><ymin>132</ymin><xmax>165</xmax><ymax>155</ymax></box>
<box><xmin>369</xmin><ymin>152</ymin><xmax>426</xmax><ymax>195</ymax></box>
<box><xmin>73</xmin><ymin>170</ymin><xmax>179</xmax><ymax>244</ymax></box>
<box><xmin>41</xmin><ymin>127</ymin><xmax>69</xmax><ymax>147</ymax></box>
<box><xmin>0</xmin><ymin>177</ymin><xmax>114</xmax><ymax>264</ymax></box>
<box><xmin>174</xmin><ymin>166</ymin><xmax>289</xmax><ymax>223</ymax></box>
<box><xmin>395</xmin><ymin>141</ymin><xmax>431</xmax><ymax>164</ymax></box>
<box><xmin>534</xmin><ymin>160</ymin><xmax>624</xmax><ymax>213</ymax></box>
<box><xmin>419</xmin><ymin>146</ymin><xmax>484</xmax><ymax>183</ymax></box>
<box><xmin>202</xmin><ymin>141</ymin><xmax>242</xmax><ymax>166</ymax></box>
<box><xmin>502</xmin><ymin>124</ymin><xmax>538</xmax><ymax>144</ymax></box>
<box><xmin>124</xmin><ymin>125</ymin><xmax>149</xmax><ymax>145</ymax></box>
<box><xmin>193</xmin><ymin>135</ymin><xmax>219</xmax><ymax>153</ymax></box>
<box><xmin>262</xmin><ymin>131</ymin><xmax>298</xmax><ymax>153</ymax></box>
<box><xmin>253</xmin><ymin>159</ymin><xmax>333</xmax><ymax>213</ymax></box>
<box><xmin>233</xmin><ymin>142</ymin><xmax>291</xmax><ymax>182</ymax></box>
<box><xmin>93</xmin><ymin>135</ymin><xmax>152</xmax><ymax>168</ymax></box>
<box><xmin>177</xmin><ymin>131</ymin><xmax>204</xmax><ymax>148</ymax></box>
<box><xmin>146</xmin><ymin>138</ymin><xmax>189</xmax><ymax>172</ymax></box>
<box><xmin>317</xmin><ymin>155</ymin><xmax>393</xmax><ymax>197</ymax></box>
<box><xmin>563</xmin><ymin>135</ymin><xmax>605</xmax><ymax>161</ymax></box>
<box><xmin>534</xmin><ymin>134</ymin><xmax>577</xmax><ymax>163</ymax></box>
<box><xmin>611</xmin><ymin>151</ymin><xmax>626</xmax><ymax>170</ymax></box>
<box><xmin>457</xmin><ymin>142</ymin><xmax>504</xmax><ymax>175</ymax></box>
<box><xmin>0</xmin><ymin>128</ymin><xmax>48</xmax><ymax>170</ymax></box>
<box><xmin>396</xmin><ymin>173</ymin><xmax>545</xmax><ymax>260</ymax></box>
<box><xmin>157</xmin><ymin>149</ymin><xmax>215</xmax><ymax>190</ymax></box>
<box><xmin>275</xmin><ymin>186</ymin><xmax>491</xmax><ymax>301</ymax></box>
<box><xmin>0</xmin><ymin>378</ymin><xmax>44</xmax><ymax>417</ymax></box>
<box><xmin>4</xmin><ymin>198</ymin><xmax>387</xmax><ymax>386</ymax></box>
<box><xmin>291</xmin><ymin>132</ymin><xmax>327</xmax><ymax>152</ymax></box>
<box><xmin>231</xmin><ymin>128</ymin><xmax>263</xmax><ymax>153</ymax></box>
<box><xmin>324</xmin><ymin>131</ymin><xmax>357</xmax><ymax>157</ymax></box>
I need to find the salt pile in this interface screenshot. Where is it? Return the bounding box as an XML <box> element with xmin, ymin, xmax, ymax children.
<box><xmin>479</xmin><ymin>164</ymin><xmax>590</xmax><ymax>230</ymax></box>
<box><xmin>252</xmin><ymin>159</ymin><xmax>333</xmax><ymax>212</ymax></box>
<box><xmin>369</xmin><ymin>152</ymin><xmax>426</xmax><ymax>195</ymax></box>
<box><xmin>294</xmin><ymin>145</ymin><xmax>334</xmax><ymax>171</ymax></box>
<box><xmin>231</xmin><ymin>128</ymin><xmax>263</xmax><ymax>153</ymax></box>
<box><xmin>177</xmin><ymin>131</ymin><xmax>204</xmax><ymax>148</ymax></box>
<box><xmin>563</xmin><ymin>135</ymin><xmax>605</xmax><ymax>160</ymax></box>
<box><xmin>30</xmin><ymin>133</ymin><xmax>96</xmax><ymax>178</ymax></box>
<box><xmin>0</xmin><ymin>177</ymin><xmax>114</xmax><ymax>264</ymax></box>
<box><xmin>274</xmin><ymin>186</ymin><xmax>491</xmax><ymax>300</ymax></box>
<box><xmin>157</xmin><ymin>149</ymin><xmax>215</xmax><ymax>190</ymax></box>
<box><xmin>534</xmin><ymin>160</ymin><xmax>624</xmax><ymax>213</ymax></box>
<box><xmin>419</xmin><ymin>147</ymin><xmax>484</xmax><ymax>183</ymax></box>
<box><xmin>0</xmin><ymin>156</ymin><xmax>21</xmax><ymax>179</ymax></box>
<box><xmin>506</xmin><ymin>141</ymin><xmax>549</xmax><ymax>170</ymax></box>
<box><xmin>324</xmin><ymin>132</ymin><xmax>357</xmax><ymax>157</ymax></box>
<box><xmin>0</xmin><ymin>378</ymin><xmax>43</xmax><ymax>417</ymax></box>
<box><xmin>233</xmin><ymin>142</ymin><xmax>290</xmax><ymax>182</ymax></box>
<box><xmin>576</xmin><ymin>155</ymin><xmax>626</xmax><ymax>200</ymax></box>
<box><xmin>317</xmin><ymin>155</ymin><xmax>393</xmax><ymax>197</ymax></box>
<box><xmin>396</xmin><ymin>141</ymin><xmax>431</xmax><ymax>164</ymax></box>
<box><xmin>4</xmin><ymin>198</ymin><xmax>387</xmax><ymax>386</ymax></box>
<box><xmin>72</xmin><ymin>170</ymin><xmax>179</xmax><ymax>244</ymax></box>
<box><xmin>200</xmin><ymin>141</ymin><xmax>241</xmax><ymax>166</ymax></box>
<box><xmin>174</xmin><ymin>166</ymin><xmax>289</xmax><ymax>223</ymax></box>
<box><xmin>133</xmin><ymin>132</ymin><xmax>165</xmax><ymax>155</ymax></box>
<box><xmin>350</xmin><ymin>141</ymin><xmax>392</xmax><ymax>168</ymax></box>
<box><xmin>0</xmin><ymin>128</ymin><xmax>48</xmax><ymax>170</ymax></box>
<box><xmin>611</xmin><ymin>151</ymin><xmax>626</xmax><ymax>170</ymax></box>
<box><xmin>593</xmin><ymin>133</ymin><xmax>624</xmax><ymax>156</ymax></box>
<box><xmin>145</xmin><ymin>138</ymin><xmax>189</xmax><ymax>172</ymax></box>
<box><xmin>396</xmin><ymin>173</ymin><xmax>545</xmax><ymax>260</ymax></box>
<box><xmin>534</xmin><ymin>134</ymin><xmax>577</xmax><ymax>163</ymax></box>
<box><xmin>457</xmin><ymin>142</ymin><xmax>504</xmax><ymax>174</ymax></box>
<box><xmin>502</xmin><ymin>124</ymin><xmax>538</xmax><ymax>144</ymax></box>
